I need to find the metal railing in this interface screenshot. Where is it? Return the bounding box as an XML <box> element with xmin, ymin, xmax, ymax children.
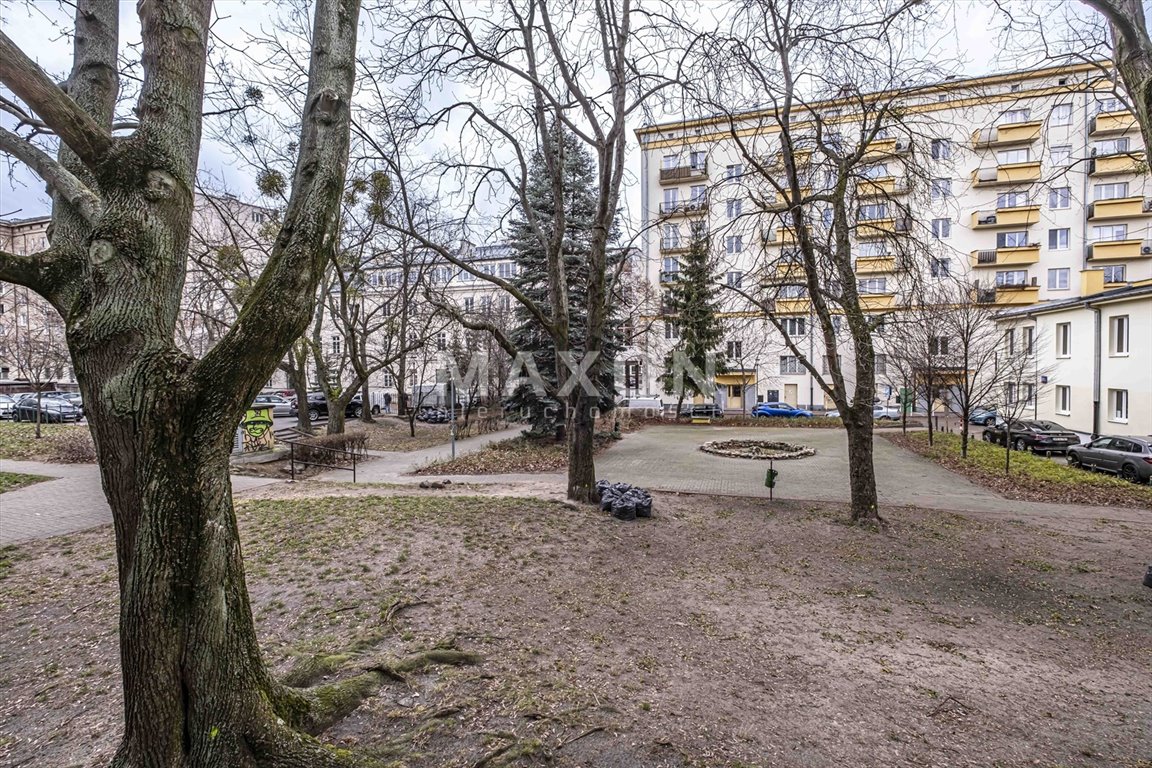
<box><xmin>287</xmin><ymin>439</ymin><xmax>360</xmax><ymax>482</ymax></box>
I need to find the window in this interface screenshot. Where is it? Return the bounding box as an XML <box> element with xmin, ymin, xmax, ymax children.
<box><xmin>382</xmin><ymin>372</ymin><xmax>395</xmax><ymax>388</ymax></box>
<box><xmin>821</xmin><ymin>354</ymin><xmax>842</xmax><ymax>375</ymax></box>
<box><xmin>250</xmin><ymin>211</ymin><xmax>265</xmax><ymax>224</ymax></box>
<box><xmin>1096</xmin><ymin>97</ymin><xmax>1123</xmax><ymax>113</ymax></box>
<box><xmin>782</xmin><ymin>317</ymin><xmax>807</xmax><ymax>336</ymax></box>
<box><xmin>931</xmin><ymin>218</ymin><xmax>951</xmax><ymax>239</ymax></box>
<box><xmin>1093</xmin><ymin>182</ymin><xmax>1129</xmax><ymax>200</ymax></box>
<box><xmin>780</xmin><ymin>355</ymin><xmax>803</xmax><ymax>374</ymax></box>
<box><xmin>726</xmin><ymin>198</ymin><xmax>742</xmax><ymax>219</ymax></box>
<box><xmin>463</xmin><ymin>296</ymin><xmax>475</xmax><ymax>312</ymax></box>
<box><xmin>929</xmin><ymin>336</ymin><xmax>949</xmax><ymax>356</ymax></box>
<box><xmin>1005</xmin><ymin>382</ymin><xmax>1018</xmax><ymax>405</ymax></box>
<box><xmin>1004</xmin><ymin>328</ymin><xmax>1016</xmax><ymax>354</ymax></box>
<box><xmin>997</xmin><ymin>191</ymin><xmax>1029</xmax><ymax>209</ymax></box>
<box><xmin>1110</xmin><ymin>314</ymin><xmax>1130</xmax><ymax>355</ymax></box>
<box><xmin>1046</xmin><ymin>268</ymin><xmax>1070</xmax><ymax>290</ymax></box>
<box><xmin>1023</xmin><ymin>383</ymin><xmax>1035</xmax><ymax>406</ymax></box>
<box><xmin>930</xmin><ymin>258</ymin><xmax>951</xmax><ymax>277</ymax></box>
<box><xmin>875</xmin><ymin>354</ymin><xmax>888</xmax><ymax>375</ymax></box>
<box><xmin>1050</xmin><ymin>145</ymin><xmax>1072</xmax><ymax>165</ymax></box>
<box><xmin>1047</xmin><ymin>228</ymin><xmax>1070</xmax><ymax>250</ymax></box>
<box><xmin>1093</xmin><ymin>224</ymin><xmax>1128</xmax><ymax>241</ymax></box>
<box><xmin>930</xmin><ymin>178</ymin><xmax>952</xmax><ymax>199</ymax></box>
<box><xmin>725</xmin><ymin>164</ymin><xmax>743</xmax><ymax>179</ymax></box>
<box><xmin>861</xmin><ymin>163</ymin><xmax>889</xmax><ymax>179</ymax></box>
<box><xmin>858</xmin><ymin>203</ymin><xmax>889</xmax><ymax>221</ymax></box>
<box><xmin>1022</xmin><ymin>326</ymin><xmax>1034</xmax><ymax>354</ymax></box>
<box><xmin>690</xmin><ymin>184</ymin><xmax>707</xmax><ymax>202</ymax></box>
<box><xmin>859</xmin><ymin>241</ymin><xmax>888</xmax><ymax>257</ymax></box>
<box><xmin>820</xmin><ymin>207</ymin><xmax>834</xmax><ymax>227</ymax></box>
<box><xmin>689</xmin><ymin>220</ymin><xmax>708</xmax><ymax>240</ymax></box>
<box><xmin>436</xmin><ymin>332</ymin><xmax>447</xmax><ymax>351</ymax></box>
<box><xmin>725</xmin><ymin>235</ymin><xmax>743</xmax><ymax>254</ymax></box>
<box><xmin>1050</xmin><ymin>103</ymin><xmax>1072</xmax><ymax>125</ymax></box>
<box><xmin>1048</xmin><ymin>187</ymin><xmax>1071</xmax><ymax>209</ymax></box>
<box><xmin>997</xmin><ymin>148</ymin><xmax>1030</xmax><ymax>164</ymax></box>
<box><xmin>1009</xmin><ymin>83</ymin><xmax>1022</xmax><ymax>93</ymax></box>
<box><xmin>779</xmin><ymin>285</ymin><xmax>808</xmax><ymax>298</ymax></box>
<box><xmin>857</xmin><ymin>277</ymin><xmax>888</xmax><ymax>294</ymax></box>
<box><xmin>1094</xmin><ymin>137</ymin><xmax>1130</xmax><ymax>156</ymax></box>
<box><xmin>1103</xmin><ymin>264</ymin><xmax>1126</xmax><ymax>283</ymax></box>
<box><xmin>662</xmin><ymin>188</ymin><xmax>679</xmax><ymax>210</ymax></box>
<box><xmin>832</xmin><ymin>316</ymin><xmax>842</xmax><ymax>333</ymax></box>
<box><xmin>1001</xmin><ymin>108</ymin><xmax>1030</xmax><ymax>124</ymax></box>
<box><xmin>330</xmin><ymin>335</ymin><xmax>342</xmax><ymax>355</ymax></box>
<box><xmin>497</xmin><ymin>262</ymin><xmax>516</xmax><ymax>279</ymax></box>
<box><xmin>1056</xmin><ymin>322</ymin><xmax>1071</xmax><ymax>357</ymax></box>
<box><xmin>930</xmin><ymin>139</ymin><xmax>951</xmax><ymax>160</ymax></box>
<box><xmin>662</xmin><ymin>224</ymin><xmax>681</xmax><ymax>250</ymax></box>
<box><xmin>995</xmin><ymin>270</ymin><xmax>1028</xmax><ymax>286</ymax></box>
<box><xmin>662</xmin><ymin>154</ymin><xmax>678</xmax><ymax>170</ymax></box>
<box><xmin>664</xmin><ymin>321</ymin><xmax>679</xmax><ymax>340</ymax></box>
<box><xmin>1055</xmin><ymin>385</ymin><xmax>1071</xmax><ymax>415</ymax></box>
<box><xmin>998</xmin><ymin>230</ymin><xmax>1029</xmax><ymax>248</ymax></box>
<box><xmin>726</xmin><ymin>340</ymin><xmax>743</xmax><ymax>359</ymax></box>
<box><xmin>689</xmin><ymin>151</ymin><xmax>707</xmax><ymax>169</ymax></box>
<box><xmin>726</xmin><ymin>271</ymin><xmax>744</xmax><ymax>288</ymax></box>
<box><xmin>1109</xmin><ymin>388</ymin><xmax>1129</xmax><ymax>422</ymax></box>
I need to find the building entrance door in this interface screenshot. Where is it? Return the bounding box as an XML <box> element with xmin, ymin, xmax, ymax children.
<box><xmin>784</xmin><ymin>383</ymin><xmax>798</xmax><ymax>405</ymax></box>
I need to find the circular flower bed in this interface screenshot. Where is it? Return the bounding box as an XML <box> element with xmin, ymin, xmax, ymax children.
<box><xmin>699</xmin><ymin>439</ymin><xmax>816</xmax><ymax>460</ymax></box>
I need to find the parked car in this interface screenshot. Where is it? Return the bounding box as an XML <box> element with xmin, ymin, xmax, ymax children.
<box><xmin>11</xmin><ymin>393</ymin><xmax>83</xmax><ymax>423</ymax></box>
<box><xmin>618</xmin><ymin>397</ymin><xmax>664</xmax><ymax>414</ymax></box>
<box><xmin>968</xmin><ymin>406</ymin><xmax>999</xmax><ymax>426</ymax></box>
<box><xmin>0</xmin><ymin>394</ymin><xmax>15</xmax><ymax>420</ymax></box>
<box><xmin>982</xmin><ymin>419</ymin><xmax>1082</xmax><ymax>454</ymax></box>
<box><xmin>826</xmin><ymin>405</ymin><xmax>903</xmax><ymax>420</ymax></box>
<box><xmin>252</xmin><ymin>393</ymin><xmax>293</xmax><ymax>417</ymax></box>
<box><xmin>1067</xmin><ymin>435</ymin><xmax>1152</xmax><ymax>484</ymax></box>
<box><xmin>752</xmin><ymin>402</ymin><xmax>812</xmax><ymax>418</ymax></box>
<box><xmin>302</xmin><ymin>392</ymin><xmax>364</xmax><ymax>421</ymax></box>
<box><xmin>680</xmin><ymin>403</ymin><xmax>724</xmax><ymax>419</ymax></box>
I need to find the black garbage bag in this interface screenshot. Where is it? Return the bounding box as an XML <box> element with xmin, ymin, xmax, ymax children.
<box><xmin>612</xmin><ymin>498</ymin><xmax>637</xmax><ymax>521</ymax></box>
<box><xmin>635</xmin><ymin>495</ymin><xmax>653</xmax><ymax>518</ymax></box>
<box><xmin>600</xmin><ymin>494</ymin><xmax>616</xmax><ymax>512</ymax></box>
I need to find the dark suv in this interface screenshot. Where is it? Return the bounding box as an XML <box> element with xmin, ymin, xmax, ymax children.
<box><xmin>302</xmin><ymin>392</ymin><xmax>364</xmax><ymax>421</ymax></box>
<box><xmin>981</xmin><ymin>419</ymin><xmax>1082</xmax><ymax>454</ymax></box>
<box><xmin>680</xmin><ymin>403</ymin><xmax>724</xmax><ymax>419</ymax></box>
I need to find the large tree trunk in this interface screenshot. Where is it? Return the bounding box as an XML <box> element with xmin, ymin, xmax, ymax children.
<box><xmin>843</xmin><ymin>411</ymin><xmax>881</xmax><ymax>523</ymax></box>
<box><xmin>566</xmin><ymin>391</ymin><xmax>597</xmax><ymax>502</ymax></box>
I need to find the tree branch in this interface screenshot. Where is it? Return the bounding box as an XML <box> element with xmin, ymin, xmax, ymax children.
<box><xmin>0</xmin><ymin>30</ymin><xmax>113</xmax><ymax>168</ymax></box>
<box><xmin>0</xmin><ymin>126</ymin><xmax>102</xmax><ymax>223</ymax></box>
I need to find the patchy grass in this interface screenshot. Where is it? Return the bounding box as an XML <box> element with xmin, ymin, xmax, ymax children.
<box><xmin>1</xmin><ymin>491</ymin><xmax>1149</xmax><ymax>767</ymax></box>
<box><xmin>343</xmin><ymin>417</ymin><xmax>457</xmax><ymax>452</ymax></box>
<box><xmin>414</xmin><ymin>431</ymin><xmax>622</xmax><ymax>475</ymax></box>
<box><xmin>889</xmin><ymin>431</ymin><xmax>1152</xmax><ymax>510</ymax></box>
<box><xmin>0</xmin><ymin>471</ymin><xmax>52</xmax><ymax>494</ymax></box>
<box><xmin>0</xmin><ymin>423</ymin><xmax>96</xmax><ymax>463</ymax></box>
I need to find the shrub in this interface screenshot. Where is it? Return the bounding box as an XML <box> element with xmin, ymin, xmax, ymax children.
<box><xmin>47</xmin><ymin>430</ymin><xmax>98</xmax><ymax>463</ymax></box>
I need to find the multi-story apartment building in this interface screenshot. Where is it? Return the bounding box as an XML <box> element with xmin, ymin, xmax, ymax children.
<box><xmin>633</xmin><ymin>61</ymin><xmax>1151</xmax><ymax>432</ymax></box>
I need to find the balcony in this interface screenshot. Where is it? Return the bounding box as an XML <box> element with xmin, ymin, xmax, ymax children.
<box><xmin>1087</xmin><ymin>196</ymin><xmax>1152</xmax><ymax>221</ymax></box>
<box><xmin>766</xmin><ymin>261</ymin><xmax>806</xmax><ymax>281</ymax></box>
<box><xmin>1090</xmin><ymin>110</ymin><xmax>1138</xmax><ymax>136</ymax></box>
<box><xmin>862</xmin><ymin>137</ymin><xmax>912</xmax><ymax>160</ymax></box>
<box><xmin>762</xmin><ymin>227</ymin><xmax>798</xmax><ymax>246</ymax></box>
<box><xmin>975</xmin><ymin>284</ymin><xmax>1040</xmax><ymax>306</ymax></box>
<box><xmin>854</xmin><ymin>255</ymin><xmax>896</xmax><ymax>274</ymax></box>
<box><xmin>970</xmin><ymin>205</ymin><xmax>1040</xmax><ymax>229</ymax></box>
<box><xmin>659</xmin><ymin>270</ymin><xmax>680</xmax><ymax>284</ymax></box>
<box><xmin>969</xmin><ymin>245</ymin><xmax>1041</xmax><ymax>268</ymax></box>
<box><xmin>1086</xmin><ymin>239</ymin><xmax>1152</xmax><ymax>261</ymax></box>
<box><xmin>856</xmin><ymin>177</ymin><xmax>909</xmax><ymax>199</ymax></box>
<box><xmin>971</xmin><ymin>162</ymin><xmax>1043</xmax><ymax>187</ymax></box>
<box><xmin>773</xmin><ymin>298</ymin><xmax>812</xmax><ymax>314</ymax></box>
<box><xmin>659</xmin><ymin>162</ymin><xmax>708</xmax><ymax>185</ymax></box>
<box><xmin>659</xmin><ymin>238</ymin><xmax>691</xmax><ymax>254</ymax></box>
<box><xmin>659</xmin><ymin>199</ymin><xmax>709</xmax><ymax>217</ymax></box>
<box><xmin>856</xmin><ymin>216</ymin><xmax>911</xmax><ymax>240</ymax></box>
<box><xmin>1089</xmin><ymin>152</ymin><xmax>1146</xmax><ymax>176</ymax></box>
<box><xmin>858</xmin><ymin>292</ymin><xmax>897</xmax><ymax>310</ymax></box>
<box><xmin>762</xmin><ymin>190</ymin><xmax>811</xmax><ymax>211</ymax></box>
<box><xmin>971</xmin><ymin>121</ymin><xmax>1041</xmax><ymax>148</ymax></box>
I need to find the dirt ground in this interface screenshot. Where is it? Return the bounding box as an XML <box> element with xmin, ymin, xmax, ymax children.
<box><xmin>1</xmin><ymin>489</ymin><xmax>1149</xmax><ymax>768</ymax></box>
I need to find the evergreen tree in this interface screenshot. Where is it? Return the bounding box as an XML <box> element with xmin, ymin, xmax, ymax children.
<box><xmin>504</xmin><ymin>129</ymin><xmax>623</xmax><ymax>436</ymax></box>
<box><xmin>659</xmin><ymin>233</ymin><xmax>727</xmax><ymax>415</ymax></box>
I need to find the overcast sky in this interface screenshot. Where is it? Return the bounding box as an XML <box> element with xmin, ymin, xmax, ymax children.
<box><xmin>0</xmin><ymin>0</ymin><xmax>1092</xmax><ymax>225</ymax></box>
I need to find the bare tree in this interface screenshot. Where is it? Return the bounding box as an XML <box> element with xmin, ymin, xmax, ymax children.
<box><xmin>0</xmin><ymin>287</ymin><xmax>70</xmax><ymax>437</ymax></box>
<box><xmin>1080</xmin><ymin>1</ymin><xmax>1152</xmax><ymax>152</ymax></box>
<box><xmin>0</xmin><ymin>1</ymin><xmax>370</xmax><ymax>762</ymax></box>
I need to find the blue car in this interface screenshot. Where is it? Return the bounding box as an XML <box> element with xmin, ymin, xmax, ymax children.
<box><xmin>752</xmin><ymin>402</ymin><xmax>813</xmax><ymax>418</ymax></box>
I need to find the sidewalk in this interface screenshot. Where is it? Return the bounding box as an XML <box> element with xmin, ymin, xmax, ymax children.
<box><xmin>0</xmin><ymin>459</ymin><xmax>280</xmax><ymax>545</ymax></box>
<box><xmin>317</xmin><ymin>426</ymin><xmax>531</xmax><ymax>483</ymax></box>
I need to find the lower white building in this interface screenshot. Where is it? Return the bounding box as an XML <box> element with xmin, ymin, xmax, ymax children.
<box><xmin>996</xmin><ymin>274</ymin><xmax>1151</xmax><ymax>437</ymax></box>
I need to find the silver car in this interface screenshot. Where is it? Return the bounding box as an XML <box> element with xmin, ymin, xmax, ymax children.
<box><xmin>1067</xmin><ymin>435</ymin><xmax>1152</xmax><ymax>484</ymax></box>
<box><xmin>252</xmin><ymin>393</ymin><xmax>293</xmax><ymax>417</ymax></box>
<box><xmin>0</xmin><ymin>394</ymin><xmax>15</xmax><ymax>419</ymax></box>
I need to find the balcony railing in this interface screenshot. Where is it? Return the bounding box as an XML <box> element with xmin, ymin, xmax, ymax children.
<box><xmin>1090</xmin><ymin>111</ymin><xmax>1138</xmax><ymax>136</ymax></box>
<box><xmin>659</xmin><ymin>270</ymin><xmax>680</xmax><ymax>283</ymax></box>
<box><xmin>1087</xmin><ymin>197</ymin><xmax>1152</xmax><ymax>220</ymax></box>
<box><xmin>659</xmin><ymin>199</ymin><xmax>709</xmax><ymax>216</ymax></box>
<box><xmin>974</xmin><ymin>249</ymin><xmax>997</xmax><ymax>265</ymax></box>
<box><xmin>659</xmin><ymin>162</ymin><xmax>708</xmax><ymax>184</ymax></box>
<box><xmin>660</xmin><ymin>238</ymin><xmax>689</xmax><ymax>253</ymax></box>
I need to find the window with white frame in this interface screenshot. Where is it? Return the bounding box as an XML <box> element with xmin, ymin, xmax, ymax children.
<box><xmin>782</xmin><ymin>317</ymin><xmax>807</xmax><ymax>336</ymax></box>
<box><xmin>1109</xmin><ymin>388</ymin><xmax>1129</xmax><ymax>422</ymax></box>
<box><xmin>1103</xmin><ymin>264</ymin><xmax>1126</xmax><ymax>283</ymax></box>
<box><xmin>689</xmin><ymin>151</ymin><xmax>707</xmax><ymax>169</ymax></box>
<box><xmin>931</xmin><ymin>258</ymin><xmax>951</xmax><ymax>277</ymax></box>
<box><xmin>859</xmin><ymin>241</ymin><xmax>889</xmax><ymax>257</ymax></box>
<box><xmin>995</xmin><ymin>270</ymin><xmax>1028</xmax><ymax>286</ymax></box>
<box><xmin>1023</xmin><ymin>326</ymin><xmax>1034</xmax><ymax>354</ymax></box>
<box><xmin>690</xmin><ymin>184</ymin><xmax>707</xmax><ymax>202</ymax></box>
<box><xmin>1093</xmin><ymin>224</ymin><xmax>1128</xmax><ymax>241</ymax></box>
<box><xmin>726</xmin><ymin>271</ymin><xmax>744</xmax><ymax>288</ymax></box>
<box><xmin>1055</xmin><ymin>385</ymin><xmax>1071</xmax><ymax>415</ymax></box>
<box><xmin>832</xmin><ymin>315</ymin><xmax>842</xmax><ymax>333</ymax></box>
<box><xmin>497</xmin><ymin>262</ymin><xmax>517</xmax><ymax>279</ymax></box>
<box><xmin>725</xmin><ymin>235</ymin><xmax>743</xmax><ymax>254</ymax></box>
<box><xmin>1005</xmin><ymin>382</ymin><xmax>1018</xmax><ymax>405</ymax></box>
<box><xmin>1001</xmin><ymin>108</ymin><xmax>1030</xmax><ymax>124</ymax></box>
<box><xmin>1050</xmin><ymin>103</ymin><xmax>1073</xmax><ymax>125</ymax></box>
<box><xmin>664</xmin><ymin>321</ymin><xmax>679</xmax><ymax>340</ymax></box>
<box><xmin>662</xmin><ymin>256</ymin><xmax>680</xmax><ymax>276</ymax></box>
<box><xmin>931</xmin><ymin>218</ymin><xmax>951</xmax><ymax>239</ymax></box>
<box><xmin>861</xmin><ymin>163</ymin><xmax>889</xmax><ymax>179</ymax></box>
<box><xmin>726</xmin><ymin>340</ymin><xmax>743</xmax><ymax>359</ymax></box>
<box><xmin>930</xmin><ymin>139</ymin><xmax>951</xmax><ymax>160</ymax></box>
<box><xmin>1047</xmin><ymin>228</ymin><xmax>1070</xmax><ymax>250</ymax></box>
<box><xmin>997</xmin><ymin>148</ymin><xmax>1030</xmax><ymax>164</ymax></box>
<box><xmin>1094</xmin><ymin>137</ymin><xmax>1130</xmax><ymax>156</ymax></box>
<box><xmin>330</xmin><ymin>335</ymin><xmax>342</xmax><ymax>355</ymax></box>
<box><xmin>780</xmin><ymin>355</ymin><xmax>802</xmax><ymax>374</ymax></box>
<box><xmin>858</xmin><ymin>203</ymin><xmax>889</xmax><ymax>221</ymax></box>
<box><xmin>662</xmin><ymin>224</ymin><xmax>681</xmax><ymax>250</ymax></box>
<box><xmin>779</xmin><ymin>285</ymin><xmax>808</xmax><ymax>298</ymax></box>
<box><xmin>1056</xmin><ymin>322</ymin><xmax>1071</xmax><ymax>356</ymax></box>
<box><xmin>725</xmin><ymin>164</ymin><xmax>743</xmax><ymax>179</ymax></box>
<box><xmin>662</xmin><ymin>154</ymin><xmax>678</xmax><ymax>170</ymax></box>
<box><xmin>875</xmin><ymin>354</ymin><xmax>888</xmax><ymax>375</ymax></box>
<box><xmin>1048</xmin><ymin>267</ymin><xmax>1070</xmax><ymax>290</ymax></box>
<box><xmin>821</xmin><ymin>354</ymin><xmax>842</xmax><ymax>375</ymax></box>
<box><xmin>1004</xmin><ymin>328</ymin><xmax>1016</xmax><ymax>354</ymax></box>
<box><xmin>662</xmin><ymin>188</ymin><xmax>679</xmax><ymax>209</ymax></box>
<box><xmin>997</xmin><ymin>191</ymin><xmax>1030</xmax><ymax>209</ymax></box>
<box><xmin>726</xmin><ymin>198</ymin><xmax>742</xmax><ymax>219</ymax></box>
<box><xmin>1110</xmin><ymin>314</ymin><xmax>1130</xmax><ymax>355</ymax></box>
<box><xmin>857</xmin><ymin>277</ymin><xmax>888</xmax><ymax>294</ymax></box>
<box><xmin>1023</xmin><ymin>382</ymin><xmax>1035</xmax><ymax>406</ymax></box>
<box><xmin>463</xmin><ymin>296</ymin><xmax>475</xmax><ymax>312</ymax></box>
<box><xmin>1049</xmin><ymin>145</ymin><xmax>1072</xmax><ymax>165</ymax></box>
<box><xmin>436</xmin><ymin>331</ymin><xmax>448</xmax><ymax>351</ymax></box>
<box><xmin>1096</xmin><ymin>97</ymin><xmax>1123</xmax><ymax>113</ymax></box>
<box><xmin>999</xmin><ymin>230</ymin><xmax>1030</xmax><ymax>248</ymax></box>
<box><xmin>929</xmin><ymin>336</ymin><xmax>949</xmax><ymax>356</ymax></box>
<box><xmin>382</xmin><ymin>372</ymin><xmax>396</xmax><ymax>388</ymax></box>
<box><xmin>1093</xmin><ymin>182</ymin><xmax>1129</xmax><ymax>200</ymax></box>
<box><xmin>930</xmin><ymin>178</ymin><xmax>952</xmax><ymax>199</ymax></box>
<box><xmin>1048</xmin><ymin>187</ymin><xmax>1071</xmax><ymax>209</ymax></box>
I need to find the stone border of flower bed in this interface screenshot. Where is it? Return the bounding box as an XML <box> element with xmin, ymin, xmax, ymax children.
<box><xmin>699</xmin><ymin>439</ymin><xmax>816</xmax><ymax>460</ymax></box>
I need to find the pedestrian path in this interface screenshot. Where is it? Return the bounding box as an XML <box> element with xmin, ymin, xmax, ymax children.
<box><xmin>316</xmin><ymin>426</ymin><xmax>528</xmax><ymax>483</ymax></box>
<box><xmin>0</xmin><ymin>459</ymin><xmax>280</xmax><ymax>545</ymax></box>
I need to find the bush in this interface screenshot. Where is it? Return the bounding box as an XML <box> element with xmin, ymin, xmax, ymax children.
<box><xmin>47</xmin><ymin>430</ymin><xmax>98</xmax><ymax>463</ymax></box>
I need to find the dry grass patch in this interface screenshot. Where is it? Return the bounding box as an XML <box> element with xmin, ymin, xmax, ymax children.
<box><xmin>0</xmin><ymin>423</ymin><xmax>96</xmax><ymax>463</ymax></box>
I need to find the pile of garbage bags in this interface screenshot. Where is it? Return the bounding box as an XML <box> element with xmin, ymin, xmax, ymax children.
<box><xmin>595</xmin><ymin>480</ymin><xmax>653</xmax><ymax>521</ymax></box>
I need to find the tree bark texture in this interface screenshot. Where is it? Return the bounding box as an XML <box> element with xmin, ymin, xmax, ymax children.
<box><xmin>843</xmin><ymin>414</ymin><xmax>881</xmax><ymax>523</ymax></box>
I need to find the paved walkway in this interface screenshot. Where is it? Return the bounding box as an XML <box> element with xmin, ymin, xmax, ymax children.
<box><xmin>0</xmin><ymin>459</ymin><xmax>280</xmax><ymax>545</ymax></box>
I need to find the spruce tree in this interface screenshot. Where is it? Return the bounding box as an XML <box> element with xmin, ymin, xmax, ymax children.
<box><xmin>504</xmin><ymin>129</ymin><xmax>622</xmax><ymax>436</ymax></box>
<box><xmin>659</xmin><ymin>233</ymin><xmax>727</xmax><ymax>415</ymax></box>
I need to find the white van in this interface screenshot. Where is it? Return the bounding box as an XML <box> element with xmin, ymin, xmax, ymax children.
<box><xmin>617</xmin><ymin>397</ymin><xmax>665</xmax><ymax>416</ymax></box>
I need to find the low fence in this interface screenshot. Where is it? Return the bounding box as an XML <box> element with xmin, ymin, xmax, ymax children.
<box><xmin>285</xmin><ymin>432</ymin><xmax>368</xmax><ymax>482</ymax></box>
